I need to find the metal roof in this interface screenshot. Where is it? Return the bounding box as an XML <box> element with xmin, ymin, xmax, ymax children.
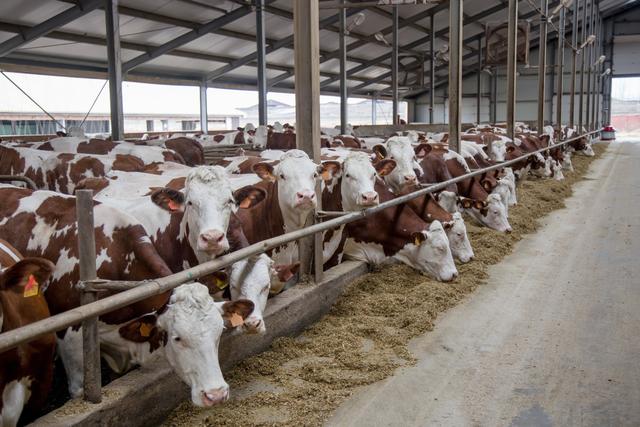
<box><xmin>0</xmin><ymin>0</ymin><xmax>637</xmax><ymax>100</ymax></box>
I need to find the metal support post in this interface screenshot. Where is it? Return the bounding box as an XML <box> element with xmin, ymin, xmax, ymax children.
<box><xmin>256</xmin><ymin>0</ymin><xmax>268</xmax><ymax>126</ymax></box>
<box><xmin>490</xmin><ymin>71</ymin><xmax>497</xmax><ymax>124</ymax></box>
<box><xmin>105</xmin><ymin>0</ymin><xmax>124</xmax><ymax>141</ymax></box>
<box><xmin>294</xmin><ymin>0</ymin><xmax>322</xmax><ymax>281</ymax></box>
<box><xmin>579</xmin><ymin>0</ymin><xmax>590</xmax><ymax>131</ymax></box>
<box><xmin>585</xmin><ymin>3</ymin><xmax>594</xmax><ymax>131</ymax></box>
<box><xmin>537</xmin><ymin>0</ymin><xmax>549</xmax><ymax>132</ymax></box>
<box><xmin>548</xmin><ymin>42</ymin><xmax>556</xmax><ymax>124</ymax></box>
<box><xmin>476</xmin><ymin>38</ymin><xmax>482</xmax><ymax>124</ymax></box>
<box><xmin>76</xmin><ymin>190</ymin><xmax>101</xmax><ymax>403</ymax></box>
<box><xmin>199</xmin><ymin>80</ymin><xmax>208</xmax><ymax>133</ymax></box>
<box><xmin>556</xmin><ymin>6</ymin><xmax>566</xmax><ymax>134</ymax></box>
<box><xmin>372</xmin><ymin>93</ymin><xmax>377</xmax><ymax>125</ymax></box>
<box><xmin>339</xmin><ymin>0</ymin><xmax>348</xmax><ymax>134</ymax></box>
<box><xmin>506</xmin><ymin>0</ymin><xmax>518</xmax><ymax>141</ymax></box>
<box><xmin>569</xmin><ymin>0</ymin><xmax>580</xmax><ymax>129</ymax></box>
<box><xmin>429</xmin><ymin>13</ymin><xmax>435</xmax><ymax>124</ymax></box>
<box><xmin>448</xmin><ymin>0</ymin><xmax>463</xmax><ymax>152</ymax></box>
<box><xmin>590</xmin><ymin>14</ymin><xmax>600</xmax><ymax>131</ymax></box>
<box><xmin>392</xmin><ymin>6</ymin><xmax>399</xmax><ymax>125</ymax></box>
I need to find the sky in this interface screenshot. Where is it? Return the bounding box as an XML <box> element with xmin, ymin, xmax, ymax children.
<box><xmin>0</xmin><ymin>72</ymin><xmax>365</xmax><ymax>116</ymax></box>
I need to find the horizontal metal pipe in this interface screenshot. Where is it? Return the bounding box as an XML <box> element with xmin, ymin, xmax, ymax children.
<box><xmin>0</xmin><ymin>130</ymin><xmax>600</xmax><ymax>354</ymax></box>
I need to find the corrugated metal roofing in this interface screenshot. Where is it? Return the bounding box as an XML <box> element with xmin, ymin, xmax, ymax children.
<box><xmin>0</xmin><ymin>0</ymin><xmax>636</xmax><ymax>99</ymax></box>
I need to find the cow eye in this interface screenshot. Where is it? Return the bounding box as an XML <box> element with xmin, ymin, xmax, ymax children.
<box><xmin>187</xmin><ymin>201</ymin><xmax>193</xmax><ymax>206</ymax></box>
<box><xmin>313</xmin><ymin>172</ymin><xmax>319</xmax><ymax>178</ymax></box>
<box><xmin>174</xmin><ymin>336</ymin><xmax>181</xmax><ymax>342</ymax></box>
<box><xmin>279</xmin><ymin>174</ymin><xmax>285</xmax><ymax>180</ymax></box>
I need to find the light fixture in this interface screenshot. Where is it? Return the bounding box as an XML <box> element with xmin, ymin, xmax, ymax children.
<box><xmin>601</xmin><ymin>68</ymin><xmax>611</xmax><ymax>77</ymax></box>
<box><xmin>374</xmin><ymin>32</ymin><xmax>390</xmax><ymax>47</ymax></box>
<box><xmin>579</xmin><ymin>34</ymin><xmax>597</xmax><ymax>50</ymax></box>
<box><xmin>482</xmin><ymin>66</ymin><xmax>493</xmax><ymax>76</ymax></box>
<box><xmin>549</xmin><ymin>0</ymin><xmax>574</xmax><ymax>19</ymax></box>
<box><xmin>346</xmin><ymin>12</ymin><xmax>366</xmax><ymax>34</ymax></box>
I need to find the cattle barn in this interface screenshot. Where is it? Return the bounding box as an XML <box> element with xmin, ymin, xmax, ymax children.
<box><xmin>0</xmin><ymin>0</ymin><xmax>638</xmax><ymax>426</ymax></box>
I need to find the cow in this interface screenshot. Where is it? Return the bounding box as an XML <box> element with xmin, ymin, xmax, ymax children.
<box><xmin>133</xmin><ymin>137</ymin><xmax>204</xmax><ymax>166</ymax></box>
<box><xmin>372</xmin><ymin>137</ymin><xmax>421</xmax><ymax>193</ymax></box>
<box><xmin>7</xmin><ymin>137</ymin><xmax>185</xmax><ymax>165</ymax></box>
<box><xmin>0</xmin><ymin>185</ymin><xmax>255</xmax><ymax>405</ymax></box>
<box><xmin>0</xmin><ymin>240</ymin><xmax>56</xmax><ymax>427</ymax></box>
<box><xmin>0</xmin><ymin>146</ymin><xmax>146</xmax><ymax>194</ymax></box>
<box><xmin>342</xmin><ymin>180</ymin><xmax>458</xmax><ymax>282</ymax></box>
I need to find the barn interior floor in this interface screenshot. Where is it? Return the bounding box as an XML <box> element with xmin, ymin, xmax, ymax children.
<box><xmin>327</xmin><ymin>140</ymin><xmax>640</xmax><ymax>427</ymax></box>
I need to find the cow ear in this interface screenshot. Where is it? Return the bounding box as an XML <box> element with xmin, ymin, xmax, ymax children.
<box><xmin>473</xmin><ymin>200</ymin><xmax>488</xmax><ymax>210</ymax></box>
<box><xmin>374</xmin><ymin>159</ymin><xmax>396</xmax><ymax>177</ymax></box>
<box><xmin>219</xmin><ymin>299</ymin><xmax>255</xmax><ymax>328</ymax></box>
<box><xmin>458</xmin><ymin>197</ymin><xmax>473</xmax><ymax>209</ymax></box>
<box><xmin>411</xmin><ymin>231</ymin><xmax>428</xmax><ymax>246</ymax></box>
<box><xmin>199</xmin><ymin>271</ymin><xmax>229</xmax><ymax>294</ymax></box>
<box><xmin>118</xmin><ymin>314</ymin><xmax>161</xmax><ymax>343</ymax></box>
<box><xmin>442</xmin><ymin>221</ymin><xmax>453</xmax><ymax>230</ymax></box>
<box><xmin>0</xmin><ymin>257</ymin><xmax>54</xmax><ymax>295</ymax></box>
<box><xmin>319</xmin><ymin>161</ymin><xmax>342</xmax><ymax>181</ymax></box>
<box><xmin>233</xmin><ymin>185</ymin><xmax>267</xmax><ymax>209</ymax></box>
<box><xmin>482</xmin><ymin>179</ymin><xmax>492</xmax><ymax>191</ymax></box>
<box><xmin>252</xmin><ymin>162</ymin><xmax>276</xmax><ymax>182</ymax></box>
<box><xmin>414</xmin><ymin>143</ymin><xmax>432</xmax><ymax>158</ymax></box>
<box><xmin>506</xmin><ymin>145</ymin><xmax>516</xmax><ymax>153</ymax></box>
<box><xmin>372</xmin><ymin>144</ymin><xmax>387</xmax><ymax>160</ymax></box>
<box><xmin>150</xmin><ymin>188</ymin><xmax>185</xmax><ymax>212</ymax></box>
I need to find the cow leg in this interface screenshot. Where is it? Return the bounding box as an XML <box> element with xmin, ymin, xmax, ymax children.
<box><xmin>57</xmin><ymin>327</ymin><xmax>84</xmax><ymax>398</ymax></box>
<box><xmin>1</xmin><ymin>378</ymin><xmax>31</xmax><ymax>427</ymax></box>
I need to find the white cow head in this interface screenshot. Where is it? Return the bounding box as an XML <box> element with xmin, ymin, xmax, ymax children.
<box><xmin>252</xmin><ymin>125</ymin><xmax>268</xmax><ymax>148</ymax></box>
<box><xmin>396</xmin><ymin>221</ymin><xmax>458</xmax><ymax>282</ymax></box>
<box><xmin>437</xmin><ymin>190</ymin><xmax>459</xmax><ymax>214</ymax></box>
<box><xmin>228</xmin><ymin>254</ymin><xmax>273</xmax><ymax>334</ymax></box>
<box><xmin>123</xmin><ymin>283</ymin><xmax>254</xmax><ymax>407</ymax></box>
<box><xmin>492</xmin><ymin>179</ymin><xmax>514</xmax><ymax>216</ymax></box>
<box><xmin>460</xmin><ymin>194</ymin><xmax>512</xmax><ymax>232</ymax></box>
<box><xmin>151</xmin><ymin>166</ymin><xmax>266</xmax><ymax>260</ymax></box>
<box><xmin>373</xmin><ymin>137</ymin><xmax>421</xmax><ymax>193</ymax></box>
<box><xmin>340</xmin><ymin>152</ymin><xmax>396</xmax><ymax>210</ymax></box>
<box><xmin>253</xmin><ymin>150</ymin><xmax>340</xmax><ymax>229</ymax></box>
<box><xmin>273</xmin><ymin>122</ymin><xmax>284</xmax><ymax>133</ymax></box>
<box><xmin>551</xmin><ymin>160</ymin><xmax>565</xmax><ymax>181</ymax></box>
<box><xmin>486</xmin><ymin>139</ymin><xmax>507</xmax><ymax>162</ymax></box>
<box><xmin>445</xmin><ymin>212</ymin><xmax>474</xmax><ymax>263</ymax></box>
<box><xmin>562</xmin><ymin>151</ymin><xmax>574</xmax><ymax>172</ymax></box>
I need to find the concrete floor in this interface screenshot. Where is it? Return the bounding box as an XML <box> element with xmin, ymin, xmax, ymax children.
<box><xmin>327</xmin><ymin>141</ymin><xmax>640</xmax><ymax>427</ymax></box>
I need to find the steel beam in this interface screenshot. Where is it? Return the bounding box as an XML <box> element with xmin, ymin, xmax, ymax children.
<box><xmin>392</xmin><ymin>6</ymin><xmax>399</xmax><ymax>125</ymax></box>
<box><xmin>123</xmin><ymin>4</ymin><xmax>254</xmax><ymax>73</ymax></box>
<box><xmin>490</xmin><ymin>70</ymin><xmax>497</xmax><ymax>124</ymax></box>
<box><xmin>569</xmin><ymin>0</ymin><xmax>580</xmax><ymax>129</ymax></box>
<box><xmin>476</xmin><ymin>38</ymin><xmax>482</xmax><ymax>124</ymax></box>
<box><xmin>586</xmin><ymin>0</ymin><xmax>595</xmax><ymax>131</ymax></box>
<box><xmin>372</xmin><ymin>94</ymin><xmax>377</xmax><ymax>125</ymax></box>
<box><xmin>105</xmin><ymin>0</ymin><xmax>124</xmax><ymax>141</ymax></box>
<box><xmin>590</xmin><ymin>12</ymin><xmax>600</xmax><ymax>131</ymax></box>
<box><xmin>537</xmin><ymin>0</ymin><xmax>549</xmax><ymax>132</ymax></box>
<box><xmin>506</xmin><ymin>0</ymin><xmax>518</xmax><ymax>141</ymax></box>
<box><xmin>339</xmin><ymin>0</ymin><xmax>348</xmax><ymax>134</ymax></box>
<box><xmin>256</xmin><ymin>0</ymin><xmax>268</xmax><ymax>126</ymax></box>
<box><xmin>548</xmin><ymin>42</ymin><xmax>556</xmax><ymax>125</ymax></box>
<box><xmin>429</xmin><ymin>14</ymin><xmax>435</xmax><ymax>124</ymax></box>
<box><xmin>556</xmin><ymin>6</ymin><xmax>566</xmax><ymax>133</ymax></box>
<box><xmin>449</xmin><ymin>0</ymin><xmax>463</xmax><ymax>153</ymax></box>
<box><xmin>199</xmin><ymin>81</ymin><xmax>208</xmax><ymax>133</ymax></box>
<box><xmin>0</xmin><ymin>0</ymin><xmax>103</xmax><ymax>58</ymax></box>
<box><xmin>293</xmin><ymin>0</ymin><xmax>322</xmax><ymax>280</ymax></box>
<box><xmin>579</xmin><ymin>0</ymin><xmax>589</xmax><ymax>131</ymax></box>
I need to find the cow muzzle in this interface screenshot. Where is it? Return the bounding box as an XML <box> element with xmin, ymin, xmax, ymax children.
<box><xmin>243</xmin><ymin>316</ymin><xmax>266</xmax><ymax>334</ymax></box>
<box><xmin>295</xmin><ymin>190</ymin><xmax>317</xmax><ymax>208</ymax></box>
<box><xmin>359</xmin><ymin>191</ymin><xmax>379</xmax><ymax>207</ymax></box>
<box><xmin>198</xmin><ymin>230</ymin><xmax>227</xmax><ymax>254</ymax></box>
<box><xmin>201</xmin><ymin>387</ymin><xmax>229</xmax><ymax>407</ymax></box>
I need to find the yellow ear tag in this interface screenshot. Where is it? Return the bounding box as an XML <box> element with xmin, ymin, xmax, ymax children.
<box><xmin>229</xmin><ymin>312</ymin><xmax>244</xmax><ymax>328</ymax></box>
<box><xmin>214</xmin><ymin>276</ymin><xmax>228</xmax><ymax>290</ymax></box>
<box><xmin>139</xmin><ymin>322</ymin><xmax>152</xmax><ymax>338</ymax></box>
<box><xmin>23</xmin><ymin>274</ymin><xmax>39</xmax><ymax>298</ymax></box>
<box><xmin>414</xmin><ymin>236</ymin><xmax>421</xmax><ymax>246</ymax></box>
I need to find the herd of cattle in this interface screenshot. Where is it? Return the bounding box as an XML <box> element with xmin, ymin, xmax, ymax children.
<box><xmin>0</xmin><ymin>122</ymin><xmax>595</xmax><ymax>425</ymax></box>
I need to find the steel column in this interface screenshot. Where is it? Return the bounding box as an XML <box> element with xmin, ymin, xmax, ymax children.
<box><xmin>448</xmin><ymin>0</ymin><xmax>463</xmax><ymax>152</ymax></box>
<box><xmin>339</xmin><ymin>0</ymin><xmax>348</xmax><ymax>134</ymax></box>
<box><xmin>556</xmin><ymin>6</ymin><xmax>566</xmax><ymax>133</ymax></box>
<box><xmin>590</xmin><ymin>14</ymin><xmax>600</xmax><ymax>131</ymax></box>
<box><xmin>105</xmin><ymin>0</ymin><xmax>124</xmax><ymax>141</ymax></box>
<box><xmin>579</xmin><ymin>0</ymin><xmax>590</xmax><ymax>131</ymax></box>
<box><xmin>537</xmin><ymin>0</ymin><xmax>549</xmax><ymax>132</ymax></box>
<box><xmin>506</xmin><ymin>0</ymin><xmax>518</xmax><ymax>141</ymax></box>
<box><xmin>476</xmin><ymin>38</ymin><xmax>482</xmax><ymax>124</ymax></box>
<box><xmin>569</xmin><ymin>0</ymin><xmax>580</xmax><ymax>129</ymax></box>
<box><xmin>76</xmin><ymin>190</ymin><xmax>101</xmax><ymax>404</ymax></box>
<box><xmin>548</xmin><ymin>42</ymin><xmax>556</xmax><ymax>124</ymax></box>
<box><xmin>585</xmin><ymin>2</ymin><xmax>594</xmax><ymax>131</ymax></box>
<box><xmin>372</xmin><ymin>94</ymin><xmax>377</xmax><ymax>125</ymax></box>
<box><xmin>392</xmin><ymin>6</ymin><xmax>399</xmax><ymax>125</ymax></box>
<box><xmin>293</xmin><ymin>0</ymin><xmax>322</xmax><ymax>281</ymax></box>
<box><xmin>490</xmin><ymin>71</ymin><xmax>497</xmax><ymax>124</ymax></box>
<box><xmin>199</xmin><ymin>81</ymin><xmax>208</xmax><ymax>133</ymax></box>
<box><xmin>429</xmin><ymin>13</ymin><xmax>435</xmax><ymax>124</ymax></box>
<box><xmin>256</xmin><ymin>0</ymin><xmax>268</xmax><ymax>126</ymax></box>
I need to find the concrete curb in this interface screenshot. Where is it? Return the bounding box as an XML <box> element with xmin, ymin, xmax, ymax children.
<box><xmin>31</xmin><ymin>261</ymin><xmax>368</xmax><ymax>427</ymax></box>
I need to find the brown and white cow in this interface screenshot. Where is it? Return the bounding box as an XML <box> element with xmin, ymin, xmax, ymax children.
<box><xmin>133</xmin><ymin>137</ymin><xmax>204</xmax><ymax>166</ymax></box>
<box><xmin>0</xmin><ymin>240</ymin><xmax>55</xmax><ymax>427</ymax></box>
<box><xmin>9</xmin><ymin>136</ymin><xmax>185</xmax><ymax>165</ymax></box>
<box><xmin>0</xmin><ymin>146</ymin><xmax>146</xmax><ymax>194</ymax></box>
<box><xmin>0</xmin><ymin>185</ymin><xmax>255</xmax><ymax>405</ymax></box>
